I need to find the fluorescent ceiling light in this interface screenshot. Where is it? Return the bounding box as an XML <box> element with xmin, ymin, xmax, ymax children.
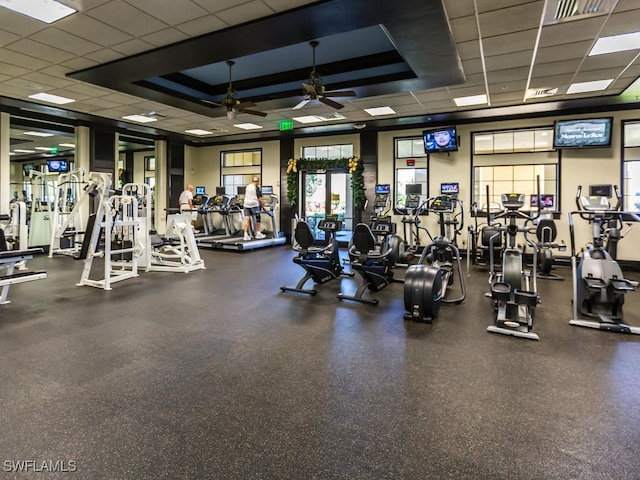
<box><xmin>35</xmin><ymin>147</ymin><xmax>54</xmax><ymax>151</ymax></box>
<box><xmin>24</xmin><ymin>131</ymin><xmax>54</xmax><ymax>137</ymax></box>
<box><xmin>0</xmin><ymin>0</ymin><xmax>76</xmax><ymax>23</ymax></box>
<box><xmin>293</xmin><ymin>116</ymin><xmax>322</xmax><ymax>124</ymax></box>
<box><xmin>28</xmin><ymin>92</ymin><xmax>75</xmax><ymax>105</ymax></box>
<box><xmin>59</xmin><ymin>143</ymin><xmax>75</xmax><ymax>148</ymax></box>
<box><xmin>590</xmin><ymin>31</ymin><xmax>640</xmax><ymax>56</ymax></box>
<box><xmin>233</xmin><ymin>123</ymin><xmax>262</xmax><ymax>130</ymax></box>
<box><xmin>293</xmin><ymin>113</ymin><xmax>347</xmax><ymax>124</ymax></box>
<box><xmin>185</xmin><ymin>129</ymin><xmax>214</xmax><ymax>135</ymax></box>
<box><xmin>122</xmin><ymin>114</ymin><xmax>158</xmax><ymax>123</ymax></box>
<box><xmin>8</xmin><ymin>152</ymin><xmax>15</xmax><ymax>156</ymax></box>
<box><xmin>364</xmin><ymin>106</ymin><xmax>396</xmax><ymax>116</ymax></box>
<box><xmin>14</xmin><ymin>149</ymin><xmax>36</xmax><ymax>153</ymax></box>
<box><xmin>454</xmin><ymin>94</ymin><xmax>488</xmax><ymax>107</ymax></box>
<box><xmin>566</xmin><ymin>79</ymin><xmax>613</xmax><ymax>94</ymax></box>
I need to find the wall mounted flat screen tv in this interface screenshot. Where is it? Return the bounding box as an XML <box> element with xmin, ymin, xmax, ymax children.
<box><xmin>195</xmin><ymin>186</ymin><xmax>206</xmax><ymax>195</ymax></box>
<box><xmin>47</xmin><ymin>159</ymin><xmax>69</xmax><ymax>173</ymax></box>
<box><xmin>441</xmin><ymin>182</ymin><xmax>459</xmax><ymax>194</ymax></box>
<box><xmin>553</xmin><ymin>117</ymin><xmax>613</xmax><ymax>149</ymax></box>
<box><xmin>423</xmin><ymin>127</ymin><xmax>458</xmax><ymax>153</ymax></box>
<box><xmin>216</xmin><ymin>187</ymin><xmax>226</xmax><ymax>195</ymax></box>
<box><xmin>261</xmin><ymin>185</ymin><xmax>273</xmax><ymax>195</ymax></box>
<box><xmin>589</xmin><ymin>184</ymin><xmax>612</xmax><ymax>198</ymax></box>
<box><xmin>530</xmin><ymin>194</ymin><xmax>554</xmax><ymax>208</ymax></box>
<box><xmin>375</xmin><ymin>184</ymin><xmax>391</xmax><ymax>195</ymax></box>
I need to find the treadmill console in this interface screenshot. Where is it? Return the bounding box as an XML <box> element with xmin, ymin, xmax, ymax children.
<box><xmin>370</xmin><ymin>217</ymin><xmax>397</xmax><ymax>235</ymax></box>
<box><xmin>501</xmin><ymin>193</ymin><xmax>525</xmax><ymax>210</ymax></box>
<box><xmin>318</xmin><ymin>217</ymin><xmax>342</xmax><ymax>233</ymax></box>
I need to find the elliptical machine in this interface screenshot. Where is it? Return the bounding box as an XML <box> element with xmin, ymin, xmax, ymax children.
<box><xmin>487</xmin><ymin>185</ymin><xmax>541</xmax><ymax>340</ymax></box>
<box><xmin>532</xmin><ymin>194</ymin><xmax>565</xmax><ymax>280</ymax></box>
<box><xmin>404</xmin><ymin>193</ymin><xmax>466</xmax><ymax>322</ymax></box>
<box><xmin>568</xmin><ymin>185</ymin><xmax>639</xmax><ymax>334</ymax></box>
<box><xmin>281</xmin><ymin>216</ymin><xmax>353</xmax><ymax>295</ymax></box>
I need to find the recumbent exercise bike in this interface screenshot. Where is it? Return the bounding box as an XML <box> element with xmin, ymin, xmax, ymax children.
<box><xmin>281</xmin><ymin>216</ymin><xmax>353</xmax><ymax>295</ymax></box>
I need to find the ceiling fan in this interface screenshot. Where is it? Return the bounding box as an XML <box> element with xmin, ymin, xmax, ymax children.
<box><xmin>293</xmin><ymin>40</ymin><xmax>357</xmax><ymax>110</ymax></box>
<box><xmin>202</xmin><ymin>60</ymin><xmax>267</xmax><ymax>120</ymax></box>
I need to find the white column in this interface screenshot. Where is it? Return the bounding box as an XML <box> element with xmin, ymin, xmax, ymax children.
<box><xmin>0</xmin><ymin>112</ymin><xmax>10</xmax><ymax>214</ymax></box>
<box><xmin>155</xmin><ymin>139</ymin><xmax>167</xmax><ymax>234</ymax></box>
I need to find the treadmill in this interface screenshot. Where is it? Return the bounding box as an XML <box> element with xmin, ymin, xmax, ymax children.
<box><xmin>196</xmin><ymin>187</ymin><xmax>239</xmax><ymax>249</ymax></box>
<box><xmin>216</xmin><ymin>185</ymin><xmax>286</xmax><ymax>251</ymax></box>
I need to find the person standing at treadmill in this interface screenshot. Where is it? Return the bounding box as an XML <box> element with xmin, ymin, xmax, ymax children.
<box><xmin>242</xmin><ymin>177</ymin><xmax>266</xmax><ymax>241</ymax></box>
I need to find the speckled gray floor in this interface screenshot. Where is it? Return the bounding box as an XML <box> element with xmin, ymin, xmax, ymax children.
<box><xmin>1</xmin><ymin>247</ymin><xmax>640</xmax><ymax>479</ymax></box>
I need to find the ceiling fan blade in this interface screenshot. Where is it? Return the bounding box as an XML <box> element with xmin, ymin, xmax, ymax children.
<box><xmin>236</xmin><ymin>100</ymin><xmax>257</xmax><ymax>110</ymax></box>
<box><xmin>240</xmin><ymin>108</ymin><xmax>267</xmax><ymax>117</ymax></box>
<box><xmin>292</xmin><ymin>99</ymin><xmax>310</xmax><ymax>110</ymax></box>
<box><xmin>319</xmin><ymin>97</ymin><xmax>345</xmax><ymax>110</ymax></box>
<box><xmin>323</xmin><ymin>90</ymin><xmax>357</xmax><ymax>98</ymax></box>
<box><xmin>202</xmin><ymin>99</ymin><xmax>223</xmax><ymax>107</ymax></box>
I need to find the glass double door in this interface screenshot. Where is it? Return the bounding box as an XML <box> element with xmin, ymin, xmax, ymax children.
<box><xmin>302</xmin><ymin>170</ymin><xmax>353</xmax><ymax>242</ymax></box>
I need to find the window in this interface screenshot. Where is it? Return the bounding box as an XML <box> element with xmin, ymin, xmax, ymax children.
<box><xmin>472</xmin><ymin>128</ymin><xmax>559</xmax><ymax>211</ymax></box>
<box><xmin>395</xmin><ymin>137</ymin><xmax>427</xmax><ymax>208</ymax></box>
<box><xmin>622</xmin><ymin>121</ymin><xmax>640</xmax><ymax>212</ymax></box>
<box><xmin>221</xmin><ymin>148</ymin><xmax>262</xmax><ymax>194</ymax></box>
<box><xmin>302</xmin><ymin>144</ymin><xmax>353</xmax><ymax>159</ymax></box>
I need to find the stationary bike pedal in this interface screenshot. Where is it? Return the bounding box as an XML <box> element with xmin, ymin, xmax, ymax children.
<box><xmin>491</xmin><ymin>282</ymin><xmax>511</xmax><ymax>302</ymax></box>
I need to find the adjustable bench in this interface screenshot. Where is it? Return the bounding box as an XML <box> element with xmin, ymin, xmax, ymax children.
<box><xmin>0</xmin><ymin>248</ymin><xmax>47</xmax><ymax>305</ymax></box>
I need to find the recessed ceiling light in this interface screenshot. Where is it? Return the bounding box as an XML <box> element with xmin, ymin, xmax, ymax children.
<box><xmin>59</xmin><ymin>143</ymin><xmax>75</xmax><ymax>148</ymax></box>
<box><xmin>185</xmin><ymin>129</ymin><xmax>214</xmax><ymax>135</ymax></box>
<box><xmin>14</xmin><ymin>149</ymin><xmax>36</xmax><ymax>153</ymax></box>
<box><xmin>364</xmin><ymin>107</ymin><xmax>396</xmax><ymax>117</ymax></box>
<box><xmin>234</xmin><ymin>123</ymin><xmax>262</xmax><ymax>130</ymax></box>
<box><xmin>454</xmin><ymin>94</ymin><xmax>488</xmax><ymax>107</ymax></box>
<box><xmin>364</xmin><ymin>106</ymin><xmax>396</xmax><ymax>116</ymax></box>
<box><xmin>28</xmin><ymin>92</ymin><xmax>75</xmax><ymax>105</ymax></box>
<box><xmin>566</xmin><ymin>79</ymin><xmax>613</xmax><ymax>94</ymax></box>
<box><xmin>122</xmin><ymin>114</ymin><xmax>158</xmax><ymax>123</ymax></box>
<box><xmin>0</xmin><ymin>0</ymin><xmax>76</xmax><ymax>23</ymax></box>
<box><xmin>590</xmin><ymin>31</ymin><xmax>640</xmax><ymax>56</ymax></box>
<box><xmin>24</xmin><ymin>131</ymin><xmax>54</xmax><ymax>137</ymax></box>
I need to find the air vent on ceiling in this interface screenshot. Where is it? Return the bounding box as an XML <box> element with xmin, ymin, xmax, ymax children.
<box><xmin>544</xmin><ymin>0</ymin><xmax>615</xmax><ymax>25</ymax></box>
<box><xmin>526</xmin><ymin>87</ymin><xmax>559</xmax><ymax>98</ymax></box>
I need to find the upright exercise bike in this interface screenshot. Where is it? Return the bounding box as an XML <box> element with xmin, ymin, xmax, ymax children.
<box><xmin>487</xmin><ymin>188</ymin><xmax>541</xmax><ymax>340</ymax></box>
<box><xmin>532</xmin><ymin>194</ymin><xmax>565</xmax><ymax>280</ymax></box>
<box><xmin>404</xmin><ymin>194</ymin><xmax>466</xmax><ymax>322</ymax></box>
<box><xmin>568</xmin><ymin>185</ymin><xmax>639</xmax><ymax>334</ymax></box>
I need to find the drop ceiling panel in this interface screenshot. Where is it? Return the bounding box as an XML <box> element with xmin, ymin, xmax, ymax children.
<box><xmin>478</xmin><ymin>2</ymin><xmax>543</xmax><ymax>36</ymax></box>
<box><xmin>448</xmin><ymin>16</ymin><xmax>478</xmax><ymax>43</ymax></box>
<box><xmin>111</xmin><ymin>38</ymin><xmax>155</xmax><ymax>56</ymax></box>
<box><xmin>59</xmin><ymin>15</ymin><xmax>134</xmax><ymax>46</ymax></box>
<box><xmin>442</xmin><ymin>0</ymin><xmax>475</xmax><ymax>19</ymax></box>
<box><xmin>6</xmin><ymin>38</ymin><xmax>75</xmax><ymax>64</ymax></box>
<box><xmin>174</xmin><ymin>15</ymin><xmax>229</xmax><ymax>37</ymax></box>
<box><xmin>86</xmin><ymin>0</ymin><xmax>168</xmax><ymax>37</ymax></box>
<box><xmin>125</xmin><ymin>0</ymin><xmax>209</xmax><ymax>25</ymax></box>
<box><xmin>30</xmin><ymin>28</ymin><xmax>103</xmax><ymax>56</ymax></box>
<box><xmin>141</xmin><ymin>28</ymin><xmax>190</xmax><ymax>48</ymax></box>
<box><xmin>83</xmin><ymin>49</ymin><xmax>123</xmax><ymax>64</ymax></box>
<box><xmin>539</xmin><ymin>18</ymin><xmax>606</xmax><ymax>47</ymax></box>
<box><xmin>0</xmin><ymin>49</ymin><xmax>50</xmax><ymax>70</ymax></box>
<box><xmin>215</xmin><ymin>1</ymin><xmax>277</xmax><ymax>26</ymax></box>
<box><xmin>482</xmin><ymin>30</ymin><xmax>538</xmax><ymax>57</ymax></box>
<box><xmin>600</xmin><ymin>9</ymin><xmax>640</xmax><ymax>36</ymax></box>
<box><xmin>581</xmin><ymin>52</ymin><xmax>638</xmax><ymax>71</ymax></box>
<box><xmin>532</xmin><ymin>59</ymin><xmax>582</xmax><ymax>77</ymax></box>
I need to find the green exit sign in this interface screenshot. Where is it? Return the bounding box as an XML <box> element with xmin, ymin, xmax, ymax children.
<box><xmin>279</xmin><ymin>120</ymin><xmax>294</xmax><ymax>131</ymax></box>
<box><xmin>50</xmin><ymin>147</ymin><xmax>58</xmax><ymax>154</ymax></box>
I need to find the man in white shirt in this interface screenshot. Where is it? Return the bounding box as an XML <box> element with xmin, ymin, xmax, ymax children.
<box><xmin>242</xmin><ymin>177</ymin><xmax>266</xmax><ymax>241</ymax></box>
<box><xmin>179</xmin><ymin>184</ymin><xmax>197</xmax><ymax>227</ymax></box>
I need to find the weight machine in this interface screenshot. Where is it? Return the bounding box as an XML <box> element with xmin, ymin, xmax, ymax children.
<box><xmin>48</xmin><ymin>167</ymin><xmax>87</xmax><ymax>257</ymax></box>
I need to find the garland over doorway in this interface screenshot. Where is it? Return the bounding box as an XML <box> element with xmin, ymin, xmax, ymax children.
<box><xmin>286</xmin><ymin>157</ymin><xmax>365</xmax><ymax>209</ymax></box>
